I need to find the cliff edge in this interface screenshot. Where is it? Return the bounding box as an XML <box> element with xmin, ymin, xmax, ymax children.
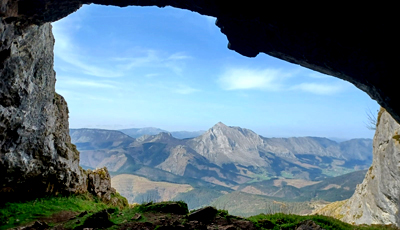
<box><xmin>317</xmin><ymin>108</ymin><xmax>400</xmax><ymax>226</ymax></box>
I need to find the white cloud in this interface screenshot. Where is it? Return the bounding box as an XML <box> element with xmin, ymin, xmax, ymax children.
<box><xmin>218</xmin><ymin>68</ymin><xmax>287</xmax><ymax>91</ymax></box>
<box><xmin>218</xmin><ymin>67</ymin><xmax>347</xmax><ymax>96</ymax></box>
<box><xmin>114</xmin><ymin>50</ymin><xmax>191</xmax><ymax>75</ymax></box>
<box><xmin>291</xmin><ymin>83</ymin><xmax>346</xmax><ymax>95</ymax></box>
<box><xmin>168</xmin><ymin>52</ymin><xmax>191</xmax><ymax>60</ymax></box>
<box><xmin>58</xmin><ymin>77</ymin><xmax>118</xmax><ymax>89</ymax></box>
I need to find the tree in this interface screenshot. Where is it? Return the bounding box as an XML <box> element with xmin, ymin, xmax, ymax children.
<box><xmin>365</xmin><ymin>108</ymin><xmax>378</xmax><ymax>131</ymax></box>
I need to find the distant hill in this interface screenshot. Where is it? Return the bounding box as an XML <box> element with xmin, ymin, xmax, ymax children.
<box><xmin>70</xmin><ymin>128</ymin><xmax>134</xmax><ymax>150</ymax></box>
<box><xmin>118</xmin><ymin>127</ymin><xmax>205</xmax><ymax>139</ymax></box>
<box><xmin>236</xmin><ymin>169</ymin><xmax>367</xmax><ymax>202</ymax></box>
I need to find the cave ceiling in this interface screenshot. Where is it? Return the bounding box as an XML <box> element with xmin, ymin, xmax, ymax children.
<box><xmin>2</xmin><ymin>1</ymin><xmax>396</xmax><ymax>123</ymax></box>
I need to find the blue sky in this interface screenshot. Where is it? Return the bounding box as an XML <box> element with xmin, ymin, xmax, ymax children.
<box><xmin>52</xmin><ymin>4</ymin><xmax>379</xmax><ymax>139</ymax></box>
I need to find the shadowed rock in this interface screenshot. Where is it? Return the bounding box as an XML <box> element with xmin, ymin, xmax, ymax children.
<box><xmin>188</xmin><ymin>206</ymin><xmax>218</xmax><ymax>223</ymax></box>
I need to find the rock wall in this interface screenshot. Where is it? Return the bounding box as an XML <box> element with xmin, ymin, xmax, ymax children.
<box><xmin>317</xmin><ymin>108</ymin><xmax>400</xmax><ymax>226</ymax></box>
<box><xmin>0</xmin><ymin>20</ymin><xmax>85</xmax><ymax>200</ymax></box>
<box><xmin>339</xmin><ymin>109</ymin><xmax>400</xmax><ymax>225</ymax></box>
<box><xmin>0</xmin><ymin>18</ymin><xmax>114</xmax><ymax>202</ymax></box>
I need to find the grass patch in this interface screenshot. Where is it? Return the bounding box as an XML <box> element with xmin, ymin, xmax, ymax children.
<box><xmin>247</xmin><ymin>173</ymin><xmax>272</xmax><ymax>183</ymax></box>
<box><xmin>0</xmin><ymin>192</ymin><xmax>127</xmax><ymax>230</ymax></box>
<box><xmin>248</xmin><ymin>213</ymin><xmax>400</xmax><ymax>230</ymax></box>
<box><xmin>137</xmin><ymin>201</ymin><xmax>188</xmax><ymax>215</ymax></box>
<box><xmin>393</xmin><ymin>134</ymin><xmax>400</xmax><ymax>143</ymax></box>
<box><xmin>377</xmin><ymin>107</ymin><xmax>385</xmax><ymax>127</ymax></box>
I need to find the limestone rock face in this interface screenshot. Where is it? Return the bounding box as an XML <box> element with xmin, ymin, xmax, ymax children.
<box><xmin>188</xmin><ymin>122</ymin><xmax>267</xmax><ymax>167</ymax></box>
<box><xmin>318</xmin><ymin>109</ymin><xmax>400</xmax><ymax>226</ymax></box>
<box><xmin>0</xmin><ymin>19</ymin><xmax>88</xmax><ymax>200</ymax></box>
<box><xmin>0</xmin><ymin>19</ymin><xmax>115</xmax><ymax>201</ymax></box>
<box><xmin>87</xmin><ymin>167</ymin><xmax>116</xmax><ymax>201</ymax></box>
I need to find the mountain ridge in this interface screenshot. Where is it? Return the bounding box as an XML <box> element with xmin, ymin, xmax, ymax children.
<box><xmin>71</xmin><ymin>122</ymin><xmax>372</xmax><ymax>185</ymax></box>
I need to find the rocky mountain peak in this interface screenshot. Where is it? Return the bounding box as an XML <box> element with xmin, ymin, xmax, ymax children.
<box><xmin>188</xmin><ymin>123</ymin><xmax>266</xmax><ymax>167</ymax></box>
<box><xmin>212</xmin><ymin>122</ymin><xmax>228</xmax><ymax>129</ymax></box>
<box><xmin>148</xmin><ymin>132</ymin><xmax>174</xmax><ymax>142</ymax></box>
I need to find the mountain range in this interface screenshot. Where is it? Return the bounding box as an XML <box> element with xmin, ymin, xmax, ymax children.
<box><xmin>118</xmin><ymin>127</ymin><xmax>205</xmax><ymax>139</ymax></box>
<box><xmin>70</xmin><ymin>122</ymin><xmax>372</xmax><ymax>211</ymax></box>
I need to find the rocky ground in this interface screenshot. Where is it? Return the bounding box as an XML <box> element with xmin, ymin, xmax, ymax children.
<box><xmin>16</xmin><ymin>202</ymin><xmax>326</xmax><ymax>230</ymax></box>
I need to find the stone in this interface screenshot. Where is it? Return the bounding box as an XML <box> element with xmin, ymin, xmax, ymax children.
<box><xmin>257</xmin><ymin>219</ymin><xmax>275</xmax><ymax>229</ymax></box>
<box><xmin>295</xmin><ymin>220</ymin><xmax>325</xmax><ymax>230</ymax></box>
<box><xmin>79</xmin><ymin>209</ymin><xmax>114</xmax><ymax>229</ymax></box>
<box><xmin>86</xmin><ymin>167</ymin><xmax>113</xmax><ymax>201</ymax></box>
<box><xmin>188</xmin><ymin>206</ymin><xmax>218</xmax><ymax>223</ymax></box>
<box><xmin>24</xmin><ymin>221</ymin><xmax>50</xmax><ymax>230</ymax></box>
<box><xmin>131</xmin><ymin>213</ymin><xmax>142</xmax><ymax>220</ymax></box>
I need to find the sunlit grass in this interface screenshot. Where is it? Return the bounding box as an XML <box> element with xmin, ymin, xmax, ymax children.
<box><xmin>0</xmin><ymin>193</ymin><xmax>127</xmax><ymax>230</ymax></box>
<box><xmin>248</xmin><ymin>213</ymin><xmax>399</xmax><ymax>230</ymax></box>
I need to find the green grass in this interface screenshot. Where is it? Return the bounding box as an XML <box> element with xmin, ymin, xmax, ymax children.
<box><xmin>248</xmin><ymin>213</ymin><xmax>399</xmax><ymax>230</ymax></box>
<box><xmin>137</xmin><ymin>201</ymin><xmax>188</xmax><ymax>214</ymax></box>
<box><xmin>280</xmin><ymin>171</ymin><xmax>294</xmax><ymax>179</ymax></box>
<box><xmin>246</xmin><ymin>173</ymin><xmax>272</xmax><ymax>183</ymax></box>
<box><xmin>322</xmin><ymin>167</ymin><xmax>355</xmax><ymax>177</ymax></box>
<box><xmin>0</xmin><ymin>192</ymin><xmax>127</xmax><ymax>230</ymax></box>
<box><xmin>2</xmin><ymin>196</ymin><xmax>399</xmax><ymax>230</ymax></box>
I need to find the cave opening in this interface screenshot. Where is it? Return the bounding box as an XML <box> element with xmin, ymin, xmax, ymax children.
<box><xmin>52</xmin><ymin>4</ymin><xmax>379</xmax><ymax>139</ymax></box>
<box><xmin>2</xmin><ymin>1</ymin><xmax>398</xmax><ymax>225</ymax></box>
<box><xmin>49</xmin><ymin>4</ymin><xmax>381</xmax><ymax>212</ymax></box>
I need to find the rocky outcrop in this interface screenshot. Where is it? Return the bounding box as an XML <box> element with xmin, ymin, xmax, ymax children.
<box><xmin>339</xmin><ymin>108</ymin><xmax>400</xmax><ymax>225</ymax></box>
<box><xmin>0</xmin><ymin>19</ymin><xmax>87</xmax><ymax>200</ymax></box>
<box><xmin>0</xmin><ymin>19</ymin><xmax>114</xmax><ymax>202</ymax></box>
<box><xmin>317</xmin><ymin>108</ymin><xmax>400</xmax><ymax>226</ymax></box>
<box><xmin>86</xmin><ymin>167</ymin><xmax>116</xmax><ymax>201</ymax></box>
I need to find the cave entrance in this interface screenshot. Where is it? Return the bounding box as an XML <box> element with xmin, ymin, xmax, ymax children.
<box><xmin>53</xmin><ymin>4</ymin><xmax>379</xmax><ymax>214</ymax></box>
<box><xmin>53</xmin><ymin>4</ymin><xmax>378</xmax><ymax>139</ymax></box>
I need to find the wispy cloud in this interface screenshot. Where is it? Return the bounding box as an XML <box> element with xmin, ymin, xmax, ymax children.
<box><xmin>116</xmin><ymin>50</ymin><xmax>191</xmax><ymax>75</ymax></box>
<box><xmin>174</xmin><ymin>85</ymin><xmax>200</xmax><ymax>94</ymax></box>
<box><xmin>52</xmin><ymin>19</ymin><xmax>124</xmax><ymax>78</ymax></box>
<box><xmin>218</xmin><ymin>68</ymin><xmax>288</xmax><ymax>91</ymax></box>
<box><xmin>53</xmin><ymin>14</ymin><xmax>191</xmax><ymax>78</ymax></box>
<box><xmin>218</xmin><ymin>67</ymin><xmax>348</xmax><ymax>95</ymax></box>
<box><xmin>57</xmin><ymin>77</ymin><xmax>118</xmax><ymax>89</ymax></box>
<box><xmin>290</xmin><ymin>83</ymin><xmax>346</xmax><ymax>95</ymax></box>
<box><xmin>168</xmin><ymin>52</ymin><xmax>191</xmax><ymax>60</ymax></box>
